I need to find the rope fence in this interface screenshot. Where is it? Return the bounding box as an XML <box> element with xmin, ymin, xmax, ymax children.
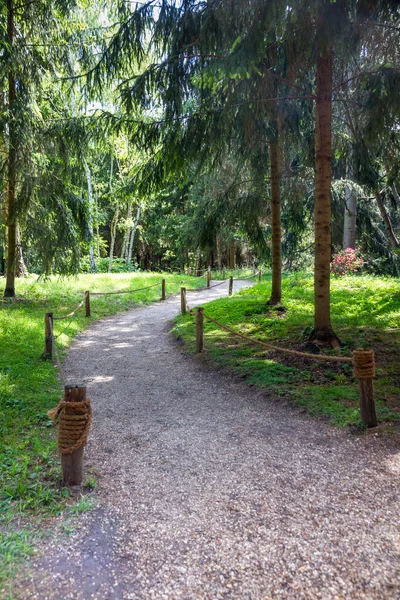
<box><xmin>193</xmin><ymin>307</ymin><xmax>377</xmax><ymax>428</ymax></box>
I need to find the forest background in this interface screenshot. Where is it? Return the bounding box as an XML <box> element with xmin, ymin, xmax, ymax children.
<box><xmin>1</xmin><ymin>0</ymin><xmax>399</xmax><ymax>304</ymax></box>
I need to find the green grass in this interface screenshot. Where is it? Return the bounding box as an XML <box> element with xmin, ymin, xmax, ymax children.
<box><xmin>173</xmin><ymin>272</ymin><xmax>400</xmax><ymax>429</ymax></box>
<box><xmin>0</xmin><ymin>271</ymin><xmax>206</xmax><ymax>583</ymax></box>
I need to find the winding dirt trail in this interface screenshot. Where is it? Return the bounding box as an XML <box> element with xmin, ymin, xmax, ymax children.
<box><xmin>15</xmin><ymin>282</ymin><xmax>400</xmax><ymax>599</ymax></box>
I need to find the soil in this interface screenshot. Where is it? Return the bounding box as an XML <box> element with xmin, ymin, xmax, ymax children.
<box><xmin>9</xmin><ymin>281</ymin><xmax>400</xmax><ymax>599</ymax></box>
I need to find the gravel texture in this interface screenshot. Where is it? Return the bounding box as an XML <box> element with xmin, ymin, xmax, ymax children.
<box><xmin>13</xmin><ymin>282</ymin><xmax>400</xmax><ymax>599</ymax></box>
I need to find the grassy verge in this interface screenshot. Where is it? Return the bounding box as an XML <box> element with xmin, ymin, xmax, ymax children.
<box><xmin>173</xmin><ymin>272</ymin><xmax>400</xmax><ymax>430</ymax></box>
<box><xmin>0</xmin><ymin>271</ymin><xmax>205</xmax><ymax>586</ymax></box>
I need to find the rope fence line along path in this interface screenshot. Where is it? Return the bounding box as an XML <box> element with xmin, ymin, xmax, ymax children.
<box><xmin>52</xmin><ymin>300</ymin><xmax>85</xmax><ymax>321</ymax></box>
<box><xmin>194</xmin><ymin>308</ymin><xmax>377</xmax><ymax>428</ymax></box>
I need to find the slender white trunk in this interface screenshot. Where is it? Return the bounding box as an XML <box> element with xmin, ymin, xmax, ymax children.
<box><xmin>121</xmin><ymin>205</ymin><xmax>132</xmax><ymax>261</ymax></box>
<box><xmin>127</xmin><ymin>204</ymin><xmax>141</xmax><ymax>266</ymax></box>
<box><xmin>108</xmin><ymin>205</ymin><xmax>119</xmax><ymax>272</ymax></box>
<box><xmin>83</xmin><ymin>156</ymin><xmax>96</xmax><ymax>272</ymax></box>
<box><xmin>343</xmin><ymin>160</ymin><xmax>357</xmax><ymax>249</ymax></box>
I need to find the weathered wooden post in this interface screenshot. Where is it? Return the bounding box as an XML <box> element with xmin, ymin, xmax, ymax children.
<box><xmin>180</xmin><ymin>287</ymin><xmax>187</xmax><ymax>315</ymax></box>
<box><xmin>229</xmin><ymin>276</ymin><xmax>233</xmax><ymax>296</ymax></box>
<box><xmin>353</xmin><ymin>349</ymin><xmax>377</xmax><ymax>428</ymax></box>
<box><xmin>44</xmin><ymin>312</ymin><xmax>53</xmax><ymax>360</ymax></box>
<box><xmin>161</xmin><ymin>279</ymin><xmax>166</xmax><ymax>300</ymax></box>
<box><xmin>258</xmin><ymin>269</ymin><xmax>262</xmax><ymax>282</ymax></box>
<box><xmin>60</xmin><ymin>386</ymin><xmax>91</xmax><ymax>486</ymax></box>
<box><xmin>207</xmin><ymin>269</ymin><xmax>211</xmax><ymax>289</ymax></box>
<box><xmin>196</xmin><ymin>307</ymin><xmax>204</xmax><ymax>353</ymax></box>
<box><xmin>85</xmin><ymin>291</ymin><xmax>91</xmax><ymax>317</ymax></box>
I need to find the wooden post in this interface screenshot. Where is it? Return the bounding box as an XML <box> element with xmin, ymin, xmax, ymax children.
<box><xmin>180</xmin><ymin>287</ymin><xmax>187</xmax><ymax>315</ymax></box>
<box><xmin>353</xmin><ymin>349</ymin><xmax>377</xmax><ymax>428</ymax></box>
<box><xmin>207</xmin><ymin>269</ymin><xmax>211</xmax><ymax>289</ymax></box>
<box><xmin>85</xmin><ymin>290</ymin><xmax>91</xmax><ymax>317</ymax></box>
<box><xmin>229</xmin><ymin>276</ymin><xmax>233</xmax><ymax>296</ymax></box>
<box><xmin>61</xmin><ymin>385</ymin><xmax>86</xmax><ymax>486</ymax></box>
<box><xmin>196</xmin><ymin>307</ymin><xmax>203</xmax><ymax>353</ymax></box>
<box><xmin>161</xmin><ymin>279</ymin><xmax>166</xmax><ymax>300</ymax></box>
<box><xmin>258</xmin><ymin>269</ymin><xmax>262</xmax><ymax>282</ymax></box>
<box><xmin>222</xmin><ymin>267</ymin><xmax>226</xmax><ymax>279</ymax></box>
<box><xmin>44</xmin><ymin>312</ymin><xmax>53</xmax><ymax>360</ymax></box>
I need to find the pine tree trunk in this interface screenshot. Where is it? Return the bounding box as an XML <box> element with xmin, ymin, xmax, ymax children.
<box><xmin>343</xmin><ymin>160</ymin><xmax>357</xmax><ymax>249</ymax></box>
<box><xmin>311</xmin><ymin>42</ymin><xmax>339</xmax><ymax>345</ymax></box>
<box><xmin>229</xmin><ymin>239</ymin><xmax>235</xmax><ymax>269</ymax></box>
<box><xmin>375</xmin><ymin>190</ymin><xmax>400</xmax><ymax>250</ymax></box>
<box><xmin>121</xmin><ymin>205</ymin><xmax>132</xmax><ymax>261</ymax></box>
<box><xmin>216</xmin><ymin>235</ymin><xmax>222</xmax><ymax>271</ymax></box>
<box><xmin>4</xmin><ymin>0</ymin><xmax>16</xmax><ymax>298</ymax></box>
<box><xmin>268</xmin><ymin>139</ymin><xmax>282</xmax><ymax>305</ymax></box>
<box><xmin>127</xmin><ymin>204</ymin><xmax>141</xmax><ymax>265</ymax></box>
<box><xmin>108</xmin><ymin>205</ymin><xmax>119</xmax><ymax>272</ymax></box>
<box><xmin>15</xmin><ymin>223</ymin><xmax>26</xmax><ymax>276</ymax></box>
<box><xmin>83</xmin><ymin>157</ymin><xmax>96</xmax><ymax>273</ymax></box>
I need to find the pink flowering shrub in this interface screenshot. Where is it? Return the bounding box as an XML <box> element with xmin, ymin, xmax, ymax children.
<box><xmin>331</xmin><ymin>248</ymin><xmax>365</xmax><ymax>276</ymax></box>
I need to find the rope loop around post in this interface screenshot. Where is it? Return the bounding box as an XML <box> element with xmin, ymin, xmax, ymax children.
<box><xmin>48</xmin><ymin>399</ymin><xmax>92</xmax><ymax>455</ymax></box>
<box><xmin>352</xmin><ymin>349</ymin><xmax>375</xmax><ymax>380</ymax></box>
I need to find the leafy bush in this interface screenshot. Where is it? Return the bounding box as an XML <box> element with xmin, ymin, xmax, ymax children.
<box><xmin>331</xmin><ymin>248</ymin><xmax>365</xmax><ymax>276</ymax></box>
<box><xmin>80</xmin><ymin>257</ymin><xmax>139</xmax><ymax>273</ymax></box>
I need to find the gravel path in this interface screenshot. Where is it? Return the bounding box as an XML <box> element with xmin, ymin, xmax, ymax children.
<box><xmin>15</xmin><ymin>282</ymin><xmax>400</xmax><ymax>599</ymax></box>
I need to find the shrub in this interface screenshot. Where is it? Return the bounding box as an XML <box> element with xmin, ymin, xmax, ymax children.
<box><xmin>331</xmin><ymin>248</ymin><xmax>365</xmax><ymax>276</ymax></box>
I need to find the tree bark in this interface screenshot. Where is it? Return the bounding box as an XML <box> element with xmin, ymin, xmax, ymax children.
<box><xmin>375</xmin><ymin>189</ymin><xmax>400</xmax><ymax>250</ymax></box>
<box><xmin>15</xmin><ymin>223</ymin><xmax>26</xmax><ymax>277</ymax></box>
<box><xmin>216</xmin><ymin>234</ymin><xmax>222</xmax><ymax>271</ymax></box>
<box><xmin>343</xmin><ymin>160</ymin><xmax>357</xmax><ymax>250</ymax></box>
<box><xmin>83</xmin><ymin>157</ymin><xmax>96</xmax><ymax>273</ymax></box>
<box><xmin>311</xmin><ymin>41</ymin><xmax>339</xmax><ymax>345</ymax></box>
<box><xmin>229</xmin><ymin>239</ymin><xmax>235</xmax><ymax>269</ymax></box>
<box><xmin>108</xmin><ymin>204</ymin><xmax>119</xmax><ymax>272</ymax></box>
<box><xmin>4</xmin><ymin>0</ymin><xmax>16</xmax><ymax>298</ymax></box>
<box><xmin>126</xmin><ymin>204</ymin><xmax>141</xmax><ymax>266</ymax></box>
<box><xmin>268</xmin><ymin>139</ymin><xmax>282</xmax><ymax>305</ymax></box>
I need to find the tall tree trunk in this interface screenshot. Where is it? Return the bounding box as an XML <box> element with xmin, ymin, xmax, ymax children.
<box><xmin>121</xmin><ymin>205</ymin><xmax>132</xmax><ymax>261</ymax></box>
<box><xmin>216</xmin><ymin>234</ymin><xmax>222</xmax><ymax>271</ymax></box>
<box><xmin>229</xmin><ymin>239</ymin><xmax>235</xmax><ymax>269</ymax></box>
<box><xmin>343</xmin><ymin>158</ymin><xmax>357</xmax><ymax>249</ymax></box>
<box><xmin>268</xmin><ymin>139</ymin><xmax>282</xmax><ymax>305</ymax></box>
<box><xmin>126</xmin><ymin>204</ymin><xmax>141</xmax><ymax>265</ymax></box>
<box><xmin>15</xmin><ymin>223</ymin><xmax>26</xmax><ymax>276</ymax></box>
<box><xmin>83</xmin><ymin>157</ymin><xmax>96</xmax><ymax>273</ymax></box>
<box><xmin>267</xmin><ymin>37</ymin><xmax>282</xmax><ymax>306</ymax></box>
<box><xmin>108</xmin><ymin>205</ymin><xmax>119</xmax><ymax>272</ymax></box>
<box><xmin>195</xmin><ymin>247</ymin><xmax>201</xmax><ymax>276</ymax></box>
<box><xmin>4</xmin><ymin>0</ymin><xmax>16</xmax><ymax>297</ymax></box>
<box><xmin>375</xmin><ymin>189</ymin><xmax>400</xmax><ymax>250</ymax></box>
<box><xmin>311</xmin><ymin>41</ymin><xmax>339</xmax><ymax>345</ymax></box>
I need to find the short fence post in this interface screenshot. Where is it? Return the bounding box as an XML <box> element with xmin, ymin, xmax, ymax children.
<box><xmin>207</xmin><ymin>269</ymin><xmax>211</xmax><ymax>289</ymax></box>
<box><xmin>44</xmin><ymin>312</ymin><xmax>53</xmax><ymax>360</ymax></box>
<box><xmin>180</xmin><ymin>287</ymin><xmax>187</xmax><ymax>315</ymax></box>
<box><xmin>258</xmin><ymin>269</ymin><xmax>262</xmax><ymax>282</ymax></box>
<box><xmin>161</xmin><ymin>279</ymin><xmax>166</xmax><ymax>300</ymax></box>
<box><xmin>196</xmin><ymin>307</ymin><xmax>204</xmax><ymax>353</ymax></box>
<box><xmin>61</xmin><ymin>385</ymin><xmax>89</xmax><ymax>486</ymax></box>
<box><xmin>85</xmin><ymin>291</ymin><xmax>91</xmax><ymax>317</ymax></box>
<box><xmin>229</xmin><ymin>276</ymin><xmax>233</xmax><ymax>296</ymax></box>
<box><xmin>353</xmin><ymin>349</ymin><xmax>377</xmax><ymax>428</ymax></box>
